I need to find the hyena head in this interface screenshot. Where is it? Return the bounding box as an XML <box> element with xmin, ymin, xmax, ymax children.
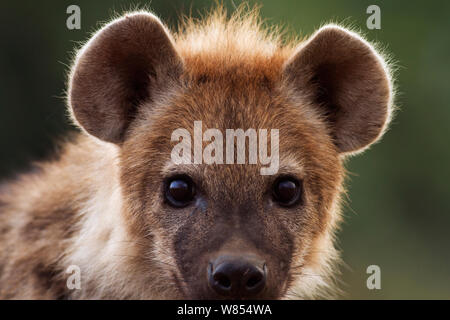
<box><xmin>68</xmin><ymin>9</ymin><xmax>392</xmax><ymax>299</ymax></box>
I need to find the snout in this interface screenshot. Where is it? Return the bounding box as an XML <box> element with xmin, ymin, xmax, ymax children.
<box><xmin>207</xmin><ymin>255</ymin><xmax>267</xmax><ymax>299</ymax></box>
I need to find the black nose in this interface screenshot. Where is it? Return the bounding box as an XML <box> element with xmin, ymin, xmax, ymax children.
<box><xmin>208</xmin><ymin>256</ymin><xmax>267</xmax><ymax>298</ymax></box>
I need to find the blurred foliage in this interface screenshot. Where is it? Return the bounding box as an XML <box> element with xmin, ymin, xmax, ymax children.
<box><xmin>0</xmin><ymin>0</ymin><xmax>449</xmax><ymax>299</ymax></box>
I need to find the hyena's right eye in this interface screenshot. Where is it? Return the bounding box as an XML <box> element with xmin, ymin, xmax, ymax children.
<box><xmin>165</xmin><ymin>175</ymin><xmax>196</xmax><ymax>208</ymax></box>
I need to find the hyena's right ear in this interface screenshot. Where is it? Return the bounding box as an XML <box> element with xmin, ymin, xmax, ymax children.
<box><xmin>69</xmin><ymin>13</ymin><xmax>183</xmax><ymax>143</ymax></box>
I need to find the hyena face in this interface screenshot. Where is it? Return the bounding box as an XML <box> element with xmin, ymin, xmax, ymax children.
<box><xmin>69</xmin><ymin>10</ymin><xmax>392</xmax><ymax>299</ymax></box>
<box><xmin>119</xmin><ymin>75</ymin><xmax>343</xmax><ymax>299</ymax></box>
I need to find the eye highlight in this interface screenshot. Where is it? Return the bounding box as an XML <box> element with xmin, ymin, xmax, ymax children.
<box><xmin>272</xmin><ymin>176</ymin><xmax>303</xmax><ymax>207</ymax></box>
<box><xmin>165</xmin><ymin>175</ymin><xmax>195</xmax><ymax>208</ymax></box>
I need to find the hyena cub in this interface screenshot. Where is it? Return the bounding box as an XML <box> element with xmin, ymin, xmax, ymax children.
<box><xmin>0</xmin><ymin>8</ymin><xmax>393</xmax><ymax>299</ymax></box>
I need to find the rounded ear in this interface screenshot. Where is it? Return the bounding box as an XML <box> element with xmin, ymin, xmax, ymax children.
<box><xmin>283</xmin><ymin>25</ymin><xmax>393</xmax><ymax>155</ymax></box>
<box><xmin>68</xmin><ymin>12</ymin><xmax>183</xmax><ymax>143</ymax></box>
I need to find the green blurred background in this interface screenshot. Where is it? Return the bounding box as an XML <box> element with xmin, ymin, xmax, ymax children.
<box><xmin>0</xmin><ymin>0</ymin><xmax>449</xmax><ymax>299</ymax></box>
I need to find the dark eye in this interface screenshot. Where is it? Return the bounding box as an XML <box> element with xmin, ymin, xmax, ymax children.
<box><xmin>272</xmin><ymin>177</ymin><xmax>302</xmax><ymax>207</ymax></box>
<box><xmin>165</xmin><ymin>176</ymin><xmax>195</xmax><ymax>208</ymax></box>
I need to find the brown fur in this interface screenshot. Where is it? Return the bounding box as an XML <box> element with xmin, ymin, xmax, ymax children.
<box><xmin>0</xmin><ymin>6</ymin><xmax>393</xmax><ymax>299</ymax></box>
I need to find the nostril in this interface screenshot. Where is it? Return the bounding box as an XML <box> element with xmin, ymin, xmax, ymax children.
<box><xmin>213</xmin><ymin>272</ymin><xmax>231</xmax><ymax>289</ymax></box>
<box><xmin>246</xmin><ymin>273</ymin><xmax>263</xmax><ymax>289</ymax></box>
<box><xmin>208</xmin><ymin>262</ymin><xmax>234</xmax><ymax>296</ymax></box>
<box><xmin>245</xmin><ymin>264</ymin><xmax>266</xmax><ymax>293</ymax></box>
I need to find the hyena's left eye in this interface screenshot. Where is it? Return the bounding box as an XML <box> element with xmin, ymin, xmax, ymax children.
<box><xmin>165</xmin><ymin>175</ymin><xmax>196</xmax><ymax>208</ymax></box>
<box><xmin>272</xmin><ymin>176</ymin><xmax>303</xmax><ymax>207</ymax></box>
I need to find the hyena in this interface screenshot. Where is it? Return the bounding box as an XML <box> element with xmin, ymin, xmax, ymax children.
<box><xmin>0</xmin><ymin>7</ymin><xmax>393</xmax><ymax>299</ymax></box>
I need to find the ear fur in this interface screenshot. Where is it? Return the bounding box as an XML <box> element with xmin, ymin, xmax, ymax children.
<box><xmin>283</xmin><ymin>25</ymin><xmax>393</xmax><ymax>155</ymax></box>
<box><xmin>69</xmin><ymin>12</ymin><xmax>183</xmax><ymax>143</ymax></box>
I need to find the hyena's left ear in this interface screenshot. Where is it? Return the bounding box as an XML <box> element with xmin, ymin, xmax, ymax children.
<box><xmin>69</xmin><ymin>13</ymin><xmax>183</xmax><ymax>144</ymax></box>
<box><xmin>283</xmin><ymin>25</ymin><xmax>393</xmax><ymax>155</ymax></box>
